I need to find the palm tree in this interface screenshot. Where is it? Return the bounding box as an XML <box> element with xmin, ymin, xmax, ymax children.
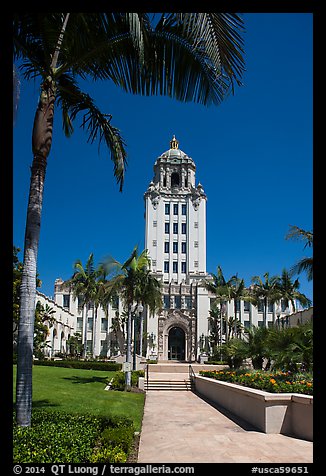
<box><xmin>250</xmin><ymin>272</ymin><xmax>280</xmax><ymax>328</ymax></box>
<box><xmin>63</xmin><ymin>253</ymin><xmax>100</xmax><ymax>359</ymax></box>
<box><xmin>228</xmin><ymin>275</ymin><xmax>252</xmax><ymax>337</ymax></box>
<box><xmin>277</xmin><ymin>269</ymin><xmax>312</xmax><ymax>318</ymax></box>
<box><xmin>103</xmin><ymin>246</ymin><xmax>161</xmax><ymax>389</ymax></box>
<box><xmin>244</xmin><ymin>325</ymin><xmax>271</xmax><ymax>370</ymax></box>
<box><xmin>204</xmin><ymin>265</ymin><xmax>235</xmax><ymax>343</ymax></box>
<box><xmin>267</xmin><ymin>321</ymin><xmax>313</xmax><ymax>372</ymax></box>
<box><xmin>13</xmin><ymin>64</ymin><xmax>20</xmax><ymax>125</ymax></box>
<box><xmin>110</xmin><ymin>310</ymin><xmax>126</xmax><ymax>356</ymax></box>
<box><xmin>34</xmin><ymin>302</ymin><xmax>56</xmax><ymax>358</ymax></box>
<box><xmin>14</xmin><ymin>12</ymin><xmax>245</xmax><ymax>426</ymax></box>
<box><xmin>285</xmin><ymin>225</ymin><xmax>313</xmax><ymax>282</ymax></box>
<box><xmin>205</xmin><ymin>266</ymin><xmax>249</xmax><ymax>340</ymax></box>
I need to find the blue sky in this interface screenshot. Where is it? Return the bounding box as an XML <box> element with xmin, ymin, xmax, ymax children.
<box><xmin>13</xmin><ymin>13</ymin><xmax>313</xmax><ymax>304</ymax></box>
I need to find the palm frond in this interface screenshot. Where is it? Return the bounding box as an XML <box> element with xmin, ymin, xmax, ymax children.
<box><xmin>285</xmin><ymin>225</ymin><xmax>313</xmax><ymax>248</ymax></box>
<box><xmin>289</xmin><ymin>258</ymin><xmax>313</xmax><ymax>282</ymax></box>
<box><xmin>56</xmin><ymin>73</ymin><xmax>127</xmax><ymax>191</ymax></box>
<box><xmin>175</xmin><ymin>13</ymin><xmax>245</xmax><ymax>81</ymax></box>
<box><xmin>67</xmin><ymin>14</ymin><xmax>244</xmax><ymax>106</ymax></box>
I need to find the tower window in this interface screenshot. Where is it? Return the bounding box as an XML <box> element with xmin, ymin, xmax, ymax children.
<box><xmin>181</xmin><ymin>262</ymin><xmax>187</xmax><ymax>273</ymax></box>
<box><xmin>165</xmin><ymin>222</ymin><xmax>170</xmax><ymax>234</ymax></box>
<box><xmin>164</xmin><ymin>261</ymin><xmax>169</xmax><ymax>272</ymax></box>
<box><xmin>173</xmin><ymin>204</ymin><xmax>178</xmax><ymax>215</ymax></box>
<box><xmin>174</xmin><ymin>296</ymin><xmax>181</xmax><ymax>308</ymax></box>
<box><xmin>181</xmin><ymin>223</ymin><xmax>187</xmax><ymax>234</ymax></box>
<box><xmin>182</xmin><ymin>204</ymin><xmax>187</xmax><ymax>215</ymax></box>
<box><xmin>171</xmin><ymin>172</ymin><xmax>180</xmax><ymax>187</ymax></box>
<box><xmin>165</xmin><ymin>203</ymin><xmax>170</xmax><ymax>215</ymax></box>
<box><xmin>181</xmin><ymin>242</ymin><xmax>186</xmax><ymax>254</ymax></box>
<box><xmin>173</xmin><ymin>262</ymin><xmax>178</xmax><ymax>273</ymax></box>
<box><xmin>63</xmin><ymin>294</ymin><xmax>70</xmax><ymax>309</ymax></box>
<box><xmin>173</xmin><ymin>242</ymin><xmax>178</xmax><ymax>253</ymax></box>
<box><xmin>164</xmin><ymin>242</ymin><xmax>170</xmax><ymax>253</ymax></box>
<box><xmin>173</xmin><ymin>223</ymin><xmax>178</xmax><ymax>234</ymax></box>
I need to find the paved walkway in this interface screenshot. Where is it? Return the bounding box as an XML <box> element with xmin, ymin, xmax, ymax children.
<box><xmin>138</xmin><ymin>385</ymin><xmax>313</xmax><ymax>464</ymax></box>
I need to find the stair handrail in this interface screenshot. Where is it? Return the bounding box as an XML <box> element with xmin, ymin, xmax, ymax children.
<box><xmin>188</xmin><ymin>364</ymin><xmax>196</xmax><ymax>391</ymax></box>
<box><xmin>146</xmin><ymin>363</ymin><xmax>149</xmax><ymax>389</ymax></box>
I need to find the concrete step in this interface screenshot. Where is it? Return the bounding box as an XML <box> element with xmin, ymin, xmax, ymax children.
<box><xmin>147</xmin><ymin>363</ymin><xmax>226</xmax><ymax>373</ymax></box>
<box><xmin>145</xmin><ymin>378</ymin><xmax>193</xmax><ymax>391</ymax></box>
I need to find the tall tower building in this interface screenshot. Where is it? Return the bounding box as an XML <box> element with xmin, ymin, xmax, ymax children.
<box><xmin>144</xmin><ymin>136</ymin><xmax>210</xmax><ymax>361</ymax></box>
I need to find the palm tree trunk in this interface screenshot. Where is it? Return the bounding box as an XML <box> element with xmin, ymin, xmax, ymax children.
<box><xmin>82</xmin><ymin>304</ymin><xmax>88</xmax><ymax>359</ymax></box>
<box><xmin>264</xmin><ymin>297</ymin><xmax>268</xmax><ymax>328</ymax></box>
<box><xmin>15</xmin><ymin>81</ymin><xmax>55</xmax><ymax>427</ymax></box>
<box><xmin>93</xmin><ymin>304</ymin><xmax>101</xmax><ymax>358</ymax></box>
<box><xmin>239</xmin><ymin>301</ymin><xmax>242</xmax><ymax>338</ymax></box>
<box><xmin>234</xmin><ymin>300</ymin><xmax>237</xmax><ymax>337</ymax></box>
<box><xmin>125</xmin><ymin>304</ymin><xmax>132</xmax><ymax>390</ymax></box>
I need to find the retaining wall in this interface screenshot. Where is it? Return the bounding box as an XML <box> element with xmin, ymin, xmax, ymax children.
<box><xmin>194</xmin><ymin>375</ymin><xmax>313</xmax><ymax>441</ymax></box>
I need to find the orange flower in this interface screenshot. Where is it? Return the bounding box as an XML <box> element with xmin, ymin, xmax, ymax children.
<box><xmin>270</xmin><ymin>378</ymin><xmax>276</xmax><ymax>385</ymax></box>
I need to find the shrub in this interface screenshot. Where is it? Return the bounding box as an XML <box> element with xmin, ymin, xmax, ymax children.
<box><xmin>13</xmin><ymin>410</ymin><xmax>102</xmax><ymax>463</ymax></box>
<box><xmin>90</xmin><ymin>414</ymin><xmax>134</xmax><ymax>462</ymax></box>
<box><xmin>110</xmin><ymin>370</ymin><xmax>144</xmax><ymax>390</ymax></box>
<box><xmin>110</xmin><ymin>371</ymin><xmax>126</xmax><ymax>390</ymax></box>
<box><xmin>220</xmin><ymin>338</ymin><xmax>249</xmax><ymax>369</ymax></box>
<box><xmin>101</xmin><ymin>426</ymin><xmax>134</xmax><ymax>454</ymax></box>
<box><xmin>13</xmin><ymin>409</ymin><xmax>136</xmax><ymax>463</ymax></box>
<box><xmin>89</xmin><ymin>446</ymin><xmax>127</xmax><ymax>463</ymax></box>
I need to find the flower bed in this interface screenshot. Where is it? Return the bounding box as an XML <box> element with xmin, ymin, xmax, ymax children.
<box><xmin>198</xmin><ymin>369</ymin><xmax>313</xmax><ymax>395</ymax></box>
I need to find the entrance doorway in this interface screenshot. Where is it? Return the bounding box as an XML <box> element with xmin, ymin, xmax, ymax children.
<box><xmin>168</xmin><ymin>326</ymin><xmax>185</xmax><ymax>360</ymax></box>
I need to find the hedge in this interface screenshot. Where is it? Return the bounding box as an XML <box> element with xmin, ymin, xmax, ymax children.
<box><xmin>13</xmin><ymin>410</ymin><xmax>134</xmax><ymax>463</ymax></box>
<box><xmin>32</xmin><ymin>359</ymin><xmax>122</xmax><ymax>371</ymax></box>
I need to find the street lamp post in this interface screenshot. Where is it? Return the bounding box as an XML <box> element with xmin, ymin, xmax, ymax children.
<box><xmin>125</xmin><ymin>302</ymin><xmax>133</xmax><ymax>391</ymax></box>
<box><xmin>138</xmin><ymin>303</ymin><xmax>144</xmax><ymax>359</ymax></box>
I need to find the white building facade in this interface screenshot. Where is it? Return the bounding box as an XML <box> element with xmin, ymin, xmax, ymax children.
<box><xmin>35</xmin><ymin>290</ymin><xmax>75</xmax><ymax>357</ymax></box>
<box><xmin>47</xmin><ymin>137</ymin><xmax>296</xmax><ymax>362</ymax></box>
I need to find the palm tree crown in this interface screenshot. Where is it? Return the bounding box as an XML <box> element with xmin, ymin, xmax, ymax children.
<box><xmin>285</xmin><ymin>225</ymin><xmax>313</xmax><ymax>282</ymax></box>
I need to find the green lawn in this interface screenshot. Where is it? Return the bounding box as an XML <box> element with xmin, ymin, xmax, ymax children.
<box><xmin>13</xmin><ymin>365</ymin><xmax>145</xmax><ymax>431</ymax></box>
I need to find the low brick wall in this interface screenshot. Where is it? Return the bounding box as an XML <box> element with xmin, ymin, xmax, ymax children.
<box><xmin>194</xmin><ymin>375</ymin><xmax>313</xmax><ymax>441</ymax></box>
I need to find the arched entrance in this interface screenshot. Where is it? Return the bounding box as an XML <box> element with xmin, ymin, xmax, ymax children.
<box><xmin>168</xmin><ymin>326</ymin><xmax>185</xmax><ymax>360</ymax></box>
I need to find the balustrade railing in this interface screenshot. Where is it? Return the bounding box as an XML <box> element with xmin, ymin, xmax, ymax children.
<box><xmin>146</xmin><ymin>363</ymin><xmax>149</xmax><ymax>389</ymax></box>
<box><xmin>188</xmin><ymin>364</ymin><xmax>196</xmax><ymax>391</ymax></box>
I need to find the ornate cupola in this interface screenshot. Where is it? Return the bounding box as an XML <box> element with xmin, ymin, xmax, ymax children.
<box><xmin>147</xmin><ymin>136</ymin><xmax>197</xmax><ymax>193</ymax></box>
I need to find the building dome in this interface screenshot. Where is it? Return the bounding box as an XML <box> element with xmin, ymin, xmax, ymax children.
<box><xmin>158</xmin><ymin>135</ymin><xmax>194</xmax><ymax>163</ymax></box>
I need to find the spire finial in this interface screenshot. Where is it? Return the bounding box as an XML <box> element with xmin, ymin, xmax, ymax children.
<box><xmin>170</xmin><ymin>135</ymin><xmax>179</xmax><ymax>149</ymax></box>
